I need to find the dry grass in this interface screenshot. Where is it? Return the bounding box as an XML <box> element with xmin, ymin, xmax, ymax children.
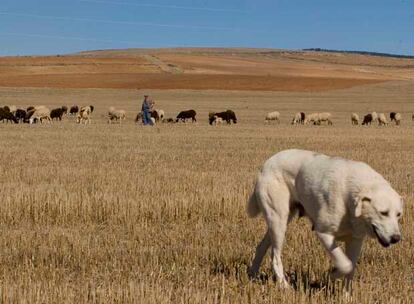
<box><xmin>0</xmin><ymin>80</ymin><xmax>413</xmax><ymax>303</ymax></box>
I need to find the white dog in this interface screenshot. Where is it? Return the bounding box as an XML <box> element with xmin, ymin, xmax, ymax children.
<box><xmin>247</xmin><ymin>149</ymin><xmax>403</xmax><ymax>289</ymax></box>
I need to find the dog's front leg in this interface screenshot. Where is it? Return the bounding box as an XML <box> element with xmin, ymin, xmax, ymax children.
<box><xmin>316</xmin><ymin>232</ymin><xmax>353</xmax><ymax>278</ymax></box>
<box><xmin>343</xmin><ymin>237</ymin><xmax>364</xmax><ymax>293</ymax></box>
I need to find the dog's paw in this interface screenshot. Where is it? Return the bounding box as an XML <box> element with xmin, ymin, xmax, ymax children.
<box><xmin>330</xmin><ymin>265</ymin><xmax>353</xmax><ymax>280</ymax></box>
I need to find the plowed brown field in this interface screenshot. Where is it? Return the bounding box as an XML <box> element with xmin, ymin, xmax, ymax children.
<box><xmin>1</xmin><ymin>48</ymin><xmax>413</xmax><ymax>91</ymax></box>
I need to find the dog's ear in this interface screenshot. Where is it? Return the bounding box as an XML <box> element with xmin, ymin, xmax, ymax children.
<box><xmin>355</xmin><ymin>195</ymin><xmax>371</xmax><ymax>218</ymax></box>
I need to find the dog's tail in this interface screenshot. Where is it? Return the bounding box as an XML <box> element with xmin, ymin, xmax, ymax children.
<box><xmin>247</xmin><ymin>189</ymin><xmax>261</xmax><ymax>218</ymax></box>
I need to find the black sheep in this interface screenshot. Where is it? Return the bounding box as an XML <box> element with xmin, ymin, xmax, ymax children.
<box><xmin>50</xmin><ymin>107</ymin><xmax>67</xmax><ymax>121</ymax></box>
<box><xmin>176</xmin><ymin>109</ymin><xmax>197</xmax><ymax>123</ymax></box>
<box><xmin>362</xmin><ymin>114</ymin><xmax>373</xmax><ymax>125</ymax></box>
<box><xmin>15</xmin><ymin>109</ymin><xmax>27</xmax><ymax>122</ymax></box>
<box><xmin>0</xmin><ymin>108</ymin><xmax>18</xmax><ymax>123</ymax></box>
<box><xmin>300</xmin><ymin>112</ymin><xmax>306</xmax><ymax>124</ymax></box>
<box><xmin>209</xmin><ymin>110</ymin><xmax>237</xmax><ymax>125</ymax></box>
<box><xmin>70</xmin><ymin>105</ymin><xmax>79</xmax><ymax>115</ymax></box>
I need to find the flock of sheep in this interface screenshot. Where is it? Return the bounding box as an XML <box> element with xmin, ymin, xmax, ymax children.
<box><xmin>265</xmin><ymin>111</ymin><xmax>407</xmax><ymax>126</ymax></box>
<box><xmin>0</xmin><ymin>105</ymin><xmax>94</xmax><ymax>124</ymax></box>
<box><xmin>0</xmin><ymin>104</ymin><xmax>411</xmax><ymax>127</ymax></box>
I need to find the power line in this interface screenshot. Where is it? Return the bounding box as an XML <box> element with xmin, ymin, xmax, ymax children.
<box><xmin>0</xmin><ymin>11</ymin><xmax>236</xmax><ymax>31</ymax></box>
<box><xmin>0</xmin><ymin>32</ymin><xmax>138</xmax><ymax>44</ymax></box>
<box><xmin>77</xmin><ymin>0</ymin><xmax>244</xmax><ymax>13</ymax></box>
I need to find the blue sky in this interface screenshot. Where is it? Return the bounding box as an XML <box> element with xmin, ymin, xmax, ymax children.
<box><xmin>0</xmin><ymin>0</ymin><xmax>413</xmax><ymax>56</ymax></box>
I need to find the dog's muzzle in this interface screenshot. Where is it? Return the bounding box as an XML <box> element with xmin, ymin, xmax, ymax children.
<box><xmin>372</xmin><ymin>225</ymin><xmax>391</xmax><ymax>248</ymax></box>
<box><xmin>390</xmin><ymin>234</ymin><xmax>401</xmax><ymax>244</ymax></box>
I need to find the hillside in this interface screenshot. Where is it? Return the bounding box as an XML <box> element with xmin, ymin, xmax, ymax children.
<box><xmin>0</xmin><ymin>48</ymin><xmax>414</xmax><ymax>91</ymax></box>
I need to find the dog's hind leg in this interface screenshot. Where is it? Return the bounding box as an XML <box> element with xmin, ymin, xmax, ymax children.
<box><xmin>264</xmin><ymin>187</ymin><xmax>291</xmax><ymax>288</ymax></box>
<box><xmin>248</xmin><ymin>230</ymin><xmax>270</xmax><ymax>279</ymax></box>
<box><xmin>268</xmin><ymin>216</ymin><xmax>289</xmax><ymax>288</ymax></box>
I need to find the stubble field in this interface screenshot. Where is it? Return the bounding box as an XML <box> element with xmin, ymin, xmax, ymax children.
<box><xmin>0</xmin><ymin>80</ymin><xmax>413</xmax><ymax>303</ymax></box>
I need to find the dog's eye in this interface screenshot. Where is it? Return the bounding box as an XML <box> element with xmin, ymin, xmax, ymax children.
<box><xmin>397</xmin><ymin>212</ymin><xmax>401</xmax><ymax>217</ymax></box>
<box><xmin>380</xmin><ymin>211</ymin><xmax>389</xmax><ymax>217</ymax></box>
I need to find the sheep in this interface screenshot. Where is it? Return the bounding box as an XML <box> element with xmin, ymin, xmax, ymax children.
<box><xmin>108</xmin><ymin>107</ymin><xmax>126</xmax><ymax>124</ymax></box>
<box><xmin>305</xmin><ymin>113</ymin><xmax>333</xmax><ymax>125</ymax></box>
<box><xmin>24</xmin><ymin>109</ymin><xmax>35</xmax><ymax>123</ymax></box>
<box><xmin>135</xmin><ymin>110</ymin><xmax>159</xmax><ymax>124</ymax></box>
<box><xmin>29</xmin><ymin>107</ymin><xmax>51</xmax><ymax>124</ymax></box>
<box><xmin>69</xmin><ymin>105</ymin><xmax>79</xmax><ymax>115</ymax></box>
<box><xmin>265</xmin><ymin>111</ymin><xmax>280</xmax><ymax>123</ymax></box>
<box><xmin>291</xmin><ymin>112</ymin><xmax>303</xmax><ymax>125</ymax></box>
<box><xmin>50</xmin><ymin>107</ymin><xmax>68</xmax><ymax>121</ymax></box>
<box><xmin>76</xmin><ymin>106</ymin><xmax>92</xmax><ymax>124</ymax></box>
<box><xmin>154</xmin><ymin>109</ymin><xmax>165</xmax><ymax>121</ymax></box>
<box><xmin>15</xmin><ymin>109</ymin><xmax>26</xmax><ymax>123</ymax></box>
<box><xmin>318</xmin><ymin>112</ymin><xmax>333</xmax><ymax>125</ymax></box>
<box><xmin>0</xmin><ymin>108</ymin><xmax>18</xmax><ymax>123</ymax></box>
<box><xmin>362</xmin><ymin>114</ymin><xmax>373</xmax><ymax>125</ymax></box>
<box><xmin>150</xmin><ymin>110</ymin><xmax>160</xmax><ymax>122</ymax></box>
<box><xmin>177</xmin><ymin>110</ymin><xmax>197</xmax><ymax>123</ymax></box>
<box><xmin>378</xmin><ymin>113</ymin><xmax>388</xmax><ymax>126</ymax></box>
<box><xmin>390</xmin><ymin>112</ymin><xmax>402</xmax><ymax>125</ymax></box>
<box><xmin>304</xmin><ymin>113</ymin><xmax>320</xmax><ymax>125</ymax></box>
<box><xmin>209</xmin><ymin>110</ymin><xmax>237</xmax><ymax>125</ymax></box>
<box><xmin>351</xmin><ymin>113</ymin><xmax>359</xmax><ymax>125</ymax></box>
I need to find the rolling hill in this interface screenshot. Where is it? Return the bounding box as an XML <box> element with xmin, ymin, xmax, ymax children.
<box><xmin>0</xmin><ymin>48</ymin><xmax>413</xmax><ymax>91</ymax></box>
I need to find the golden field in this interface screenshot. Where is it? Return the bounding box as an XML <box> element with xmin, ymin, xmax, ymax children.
<box><xmin>0</xmin><ymin>76</ymin><xmax>413</xmax><ymax>303</ymax></box>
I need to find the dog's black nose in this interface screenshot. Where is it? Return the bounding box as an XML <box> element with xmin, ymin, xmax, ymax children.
<box><xmin>390</xmin><ymin>235</ymin><xmax>401</xmax><ymax>244</ymax></box>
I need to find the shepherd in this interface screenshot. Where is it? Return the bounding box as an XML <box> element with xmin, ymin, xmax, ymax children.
<box><xmin>141</xmin><ymin>95</ymin><xmax>153</xmax><ymax>126</ymax></box>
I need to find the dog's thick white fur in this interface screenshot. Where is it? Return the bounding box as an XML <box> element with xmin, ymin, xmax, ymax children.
<box><xmin>247</xmin><ymin>149</ymin><xmax>403</xmax><ymax>288</ymax></box>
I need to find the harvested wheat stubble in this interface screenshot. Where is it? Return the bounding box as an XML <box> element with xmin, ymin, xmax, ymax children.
<box><xmin>0</xmin><ymin>81</ymin><xmax>413</xmax><ymax>303</ymax></box>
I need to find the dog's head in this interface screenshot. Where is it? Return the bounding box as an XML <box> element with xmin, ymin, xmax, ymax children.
<box><xmin>355</xmin><ymin>185</ymin><xmax>403</xmax><ymax>247</ymax></box>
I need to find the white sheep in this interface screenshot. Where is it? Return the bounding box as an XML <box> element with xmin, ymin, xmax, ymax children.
<box><xmin>29</xmin><ymin>107</ymin><xmax>51</xmax><ymax>124</ymax></box>
<box><xmin>155</xmin><ymin>109</ymin><xmax>165</xmax><ymax>121</ymax></box>
<box><xmin>76</xmin><ymin>106</ymin><xmax>92</xmax><ymax>124</ymax></box>
<box><xmin>305</xmin><ymin>112</ymin><xmax>332</xmax><ymax>125</ymax></box>
<box><xmin>378</xmin><ymin>113</ymin><xmax>388</xmax><ymax>126</ymax></box>
<box><xmin>291</xmin><ymin>112</ymin><xmax>302</xmax><ymax>125</ymax></box>
<box><xmin>392</xmin><ymin>113</ymin><xmax>402</xmax><ymax>126</ymax></box>
<box><xmin>265</xmin><ymin>111</ymin><xmax>280</xmax><ymax>123</ymax></box>
<box><xmin>108</xmin><ymin>107</ymin><xmax>126</xmax><ymax>124</ymax></box>
<box><xmin>304</xmin><ymin>113</ymin><xmax>319</xmax><ymax>125</ymax></box>
<box><xmin>318</xmin><ymin>112</ymin><xmax>333</xmax><ymax>125</ymax></box>
<box><xmin>351</xmin><ymin>113</ymin><xmax>359</xmax><ymax>125</ymax></box>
